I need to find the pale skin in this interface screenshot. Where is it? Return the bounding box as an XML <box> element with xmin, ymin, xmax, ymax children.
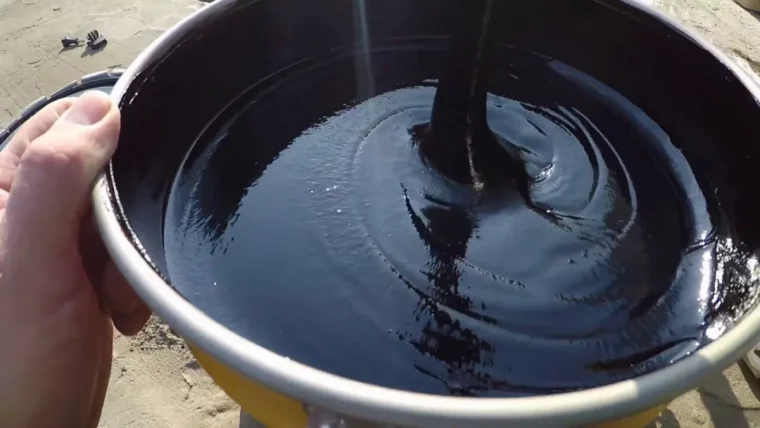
<box><xmin>0</xmin><ymin>92</ymin><xmax>151</xmax><ymax>428</ymax></box>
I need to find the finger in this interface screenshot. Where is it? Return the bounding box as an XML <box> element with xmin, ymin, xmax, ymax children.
<box><xmin>4</xmin><ymin>98</ymin><xmax>77</xmax><ymax>155</ymax></box>
<box><xmin>2</xmin><ymin>92</ymin><xmax>120</xmax><ymax>308</ymax></box>
<box><xmin>112</xmin><ymin>303</ymin><xmax>152</xmax><ymax>336</ymax></box>
<box><xmin>105</xmin><ymin>264</ymin><xmax>151</xmax><ymax>336</ymax></box>
<box><xmin>0</xmin><ymin>99</ymin><xmax>75</xmax><ymax>195</ymax></box>
<box><xmin>104</xmin><ymin>261</ymin><xmax>151</xmax><ymax>335</ymax></box>
<box><xmin>80</xmin><ymin>211</ymin><xmax>151</xmax><ymax>334</ymax></box>
<box><xmin>103</xmin><ymin>261</ymin><xmax>150</xmax><ymax>319</ymax></box>
<box><xmin>5</xmin><ymin>91</ymin><xmax>119</xmax><ymax>246</ymax></box>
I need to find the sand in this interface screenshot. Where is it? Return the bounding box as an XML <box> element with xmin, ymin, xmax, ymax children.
<box><xmin>1</xmin><ymin>0</ymin><xmax>760</xmax><ymax>427</ymax></box>
<box><xmin>99</xmin><ymin>318</ymin><xmax>240</xmax><ymax>427</ymax></box>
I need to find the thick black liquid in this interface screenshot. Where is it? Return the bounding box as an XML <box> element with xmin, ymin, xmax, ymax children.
<box><xmin>164</xmin><ymin>42</ymin><xmax>760</xmax><ymax>396</ymax></box>
<box><xmin>418</xmin><ymin>0</ymin><xmax>525</xmax><ymax>192</ymax></box>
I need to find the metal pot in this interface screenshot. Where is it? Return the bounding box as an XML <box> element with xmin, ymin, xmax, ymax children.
<box><xmin>93</xmin><ymin>0</ymin><xmax>760</xmax><ymax>426</ymax></box>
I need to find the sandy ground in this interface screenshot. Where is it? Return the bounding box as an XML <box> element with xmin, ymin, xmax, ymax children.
<box><xmin>2</xmin><ymin>0</ymin><xmax>760</xmax><ymax>427</ymax></box>
<box><xmin>100</xmin><ymin>319</ymin><xmax>241</xmax><ymax>428</ymax></box>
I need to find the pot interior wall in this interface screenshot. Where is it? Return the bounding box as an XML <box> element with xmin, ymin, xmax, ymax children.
<box><xmin>112</xmin><ymin>0</ymin><xmax>760</xmax><ymax>291</ymax></box>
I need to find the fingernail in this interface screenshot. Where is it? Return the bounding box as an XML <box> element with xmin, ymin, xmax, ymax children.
<box><xmin>62</xmin><ymin>91</ymin><xmax>111</xmax><ymax>125</ymax></box>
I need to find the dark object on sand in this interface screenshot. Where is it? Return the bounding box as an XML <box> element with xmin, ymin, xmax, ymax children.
<box><xmin>61</xmin><ymin>36</ymin><xmax>80</xmax><ymax>48</ymax></box>
<box><xmin>86</xmin><ymin>30</ymin><xmax>107</xmax><ymax>50</ymax></box>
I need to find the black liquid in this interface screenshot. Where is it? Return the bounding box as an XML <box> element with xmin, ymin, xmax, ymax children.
<box><xmin>164</xmin><ymin>42</ymin><xmax>760</xmax><ymax>396</ymax></box>
<box><xmin>419</xmin><ymin>0</ymin><xmax>523</xmax><ymax>191</ymax></box>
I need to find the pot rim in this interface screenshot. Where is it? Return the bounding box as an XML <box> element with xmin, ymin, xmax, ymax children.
<box><xmin>93</xmin><ymin>0</ymin><xmax>760</xmax><ymax>425</ymax></box>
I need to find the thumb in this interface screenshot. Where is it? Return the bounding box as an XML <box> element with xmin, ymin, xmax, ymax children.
<box><xmin>3</xmin><ymin>91</ymin><xmax>120</xmax><ymax>258</ymax></box>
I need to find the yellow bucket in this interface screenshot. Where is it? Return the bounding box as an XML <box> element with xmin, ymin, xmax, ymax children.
<box><xmin>94</xmin><ymin>0</ymin><xmax>760</xmax><ymax>426</ymax></box>
<box><xmin>190</xmin><ymin>343</ymin><xmax>668</xmax><ymax>427</ymax></box>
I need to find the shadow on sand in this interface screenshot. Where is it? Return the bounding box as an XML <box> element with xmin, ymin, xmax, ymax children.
<box><xmin>696</xmin><ymin>369</ymin><xmax>756</xmax><ymax>428</ymax></box>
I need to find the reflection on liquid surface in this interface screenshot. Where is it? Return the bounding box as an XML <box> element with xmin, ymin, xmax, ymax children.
<box><xmin>164</xmin><ymin>43</ymin><xmax>760</xmax><ymax>396</ymax></box>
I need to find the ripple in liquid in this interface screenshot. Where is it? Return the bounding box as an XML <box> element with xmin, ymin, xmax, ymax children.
<box><xmin>163</xmin><ymin>44</ymin><xmax>760</xmax><ymax>397</ymax></box>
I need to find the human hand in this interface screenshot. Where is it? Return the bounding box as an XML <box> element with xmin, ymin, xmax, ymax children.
<box><xmin>0</xmin><ymin>92</ymin><xmax>151</xmax><ymax>428</ymax></box>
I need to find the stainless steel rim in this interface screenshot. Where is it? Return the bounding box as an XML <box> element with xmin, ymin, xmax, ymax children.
<box><xmin>92</xmin><ymin>0</ymin><xmax>760</xmax><ymax>426</ymax></box>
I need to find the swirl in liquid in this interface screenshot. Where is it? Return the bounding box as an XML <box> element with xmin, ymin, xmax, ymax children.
<box><xmin>164</xmin><ymin>43</ymin><xmax>760</xmax><ymax>396</ymax></box>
